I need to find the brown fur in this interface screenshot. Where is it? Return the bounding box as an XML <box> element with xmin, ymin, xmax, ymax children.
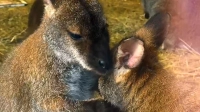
<box><xmin>99</xmin><ymin>12</ymin><xmax>200</xmax><ymax>112</ymax></box>
<box><xmin>0</xmin><ymin>0</ymin><xmax>115</xmax><ymax>111</ymax></box>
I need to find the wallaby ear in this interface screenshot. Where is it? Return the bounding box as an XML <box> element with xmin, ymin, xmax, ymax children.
<box><xmin>136</xmin><ymin>12</ymin><xmax>170</xmax><ymax>48</ymax></box>
<box><xmin>43</xmin><ymin>0</ymin><xmax>56</xmax><ymax>18</ymax></box>
<box><xmin>115</xmin><ymin>37</ymin><xmax>144</xmax><ymax>69</ymax></box>
<box><xmin>146</xmin><ymin>12</ymin><xmax>170</xmax><ymax>47</ymax></box>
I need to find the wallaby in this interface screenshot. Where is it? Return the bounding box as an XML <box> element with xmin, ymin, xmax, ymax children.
<box><xmin>0</xmin><ymin>0</ymin><xmax>114</xmax><ymax>111</ymax></box>
<box><xmin>99</xmin><ymin>12</ymin><xmax>200</xmax><ymax>112</ymax></box>
<box><xmin>141</xmin><ymin>0</ymin><xmax>200</xmax><ymax>53</ymax></box>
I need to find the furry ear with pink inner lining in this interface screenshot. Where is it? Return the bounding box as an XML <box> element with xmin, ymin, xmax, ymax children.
<box><xmin>115</xmin><ymin>13</ymin><xmax>170</xmax><ymax>69</ymax></box>
<box><xmin>117</xmin><ymin>38</ymin><xmax>144</xmax><ymax>69</ymax></box>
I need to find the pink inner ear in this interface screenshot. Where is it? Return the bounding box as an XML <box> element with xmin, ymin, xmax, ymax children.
<box><xmin>119</xmin><ymin>38</ymin><xmax>144</xmax><ymax>68</ymax></box>
<box><xmin>126</xmin><ymin>42</ymin><xmax>144</xmax><ymax>68</ymax></box>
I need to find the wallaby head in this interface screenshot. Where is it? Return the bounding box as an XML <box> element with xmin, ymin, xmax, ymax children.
<box><xmin>39</xmin><ymin>0</ymin><xmax>112</xmax><ymax>100</ymax></box>
<box><xmin>42</xmin><ymin>0</ymin><xmax>112</xmax><ymax>73</ymax></box>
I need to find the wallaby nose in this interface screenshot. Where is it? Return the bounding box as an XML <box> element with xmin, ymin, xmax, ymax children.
<box><xmin>98</xmin><ymin>59</ymin><xmax>107</xmax><ymax>70</ymax></box>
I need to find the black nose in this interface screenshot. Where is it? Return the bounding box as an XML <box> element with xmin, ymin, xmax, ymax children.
<box><xmin>98</xmin><ymin>60</ymin><xmax>107</xmax><ymax>70</ymax></box>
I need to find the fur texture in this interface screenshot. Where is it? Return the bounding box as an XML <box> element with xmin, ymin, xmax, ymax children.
<box><xmin>99</xmin><ymin>12</ymin><xmax>200</xmax><ymax>112</ymax></box>
<box><xmin>0</xmin><ymin>0</ymin><xmax>113</xmax><ymax>111</ymax></box>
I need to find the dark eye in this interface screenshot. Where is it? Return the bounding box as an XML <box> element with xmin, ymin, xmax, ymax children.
<box><xmin>67</xmin><ymin>30</ymin><xmax>82</xmax><ymax>40</ymax></box>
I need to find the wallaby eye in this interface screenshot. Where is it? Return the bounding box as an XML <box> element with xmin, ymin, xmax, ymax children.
<box><xmin>67</xmin><ymin>30</ymin><xmax>82</xmax><ymax>40</ymax></box>
<box><xmin>70</xmin><ymin>33</ymin><xmax>82</xmax><ymax>40</ymax></box>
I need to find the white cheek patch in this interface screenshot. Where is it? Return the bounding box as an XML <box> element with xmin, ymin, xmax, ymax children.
<box><xmin>53</xmin><ymin>45</ymin><xmax>92</xmax><ymax>71</ymax></box>
<box><xmin>54</xmin><ymin>50</ymin><xmax>73</xmax><ymax>63</ymax></box>
<box><xmin>72</xmin><ymin>48</ymin><xmax>92</xmax><ymax>71</ymax></box>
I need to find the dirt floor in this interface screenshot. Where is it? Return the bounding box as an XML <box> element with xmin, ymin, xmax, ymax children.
<box><xmin>0</xmin><ymin>0</ymin><xmax>146</xmax><ymax>64</ymax></box>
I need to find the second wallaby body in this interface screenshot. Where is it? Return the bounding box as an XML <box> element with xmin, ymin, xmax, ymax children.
<box><xmin>99</xmin><ymin>13</ymin><xmax>200</xmax><ymax>112</ymax></box>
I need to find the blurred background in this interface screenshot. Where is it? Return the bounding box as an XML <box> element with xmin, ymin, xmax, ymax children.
<box><xmin>0</xmin><ymin>0</ymin><xmax>146</xmax><ymax>64</ymax></box>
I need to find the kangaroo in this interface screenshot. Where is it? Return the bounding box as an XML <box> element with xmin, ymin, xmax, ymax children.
<box><xmin>141</xmin><ymin>0</ymin><xmax>200</xmax><ymax>53</ymax></box>
<box><xmin>99</xmin><ymin>13</ymin><xmax>200</xmax><ymax>112</ymax></box>
<box><xmin>0</xmin><ymin>0</ymin><xmax>113</xmax><ymax>111</ymax></box>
